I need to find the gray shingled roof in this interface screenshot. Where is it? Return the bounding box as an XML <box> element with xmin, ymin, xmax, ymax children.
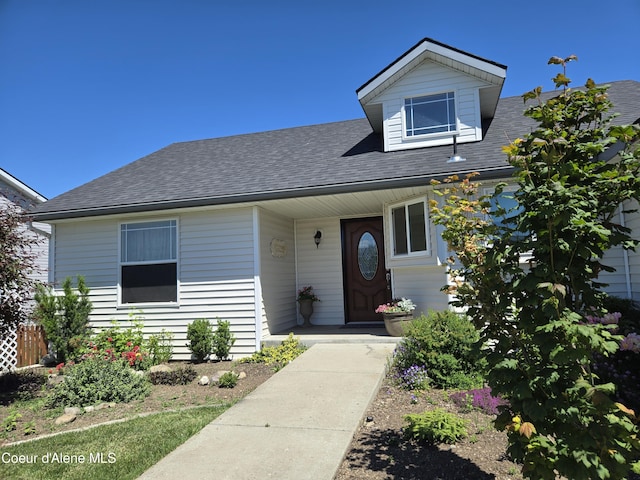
<box><xmin>32</xmin><ymin>80</ymin><xmax>640</xmax><ymax>221</ymax></box>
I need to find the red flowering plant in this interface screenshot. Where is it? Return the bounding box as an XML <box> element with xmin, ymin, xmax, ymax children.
<box><xmin>48</xmin><ymin>361</ymin><xmax>74</xmax><ymax>375</ymax></box>
<box><xmin>297</xmin><ymin>286</ymin><xmax>320</xmax><ymax>303</ymax></box>
<box><xmin>76</xmin><ymin>315</ymin><xmax>151</xmax><ymax>370</ymax></box>
<box><xmin>122</xmin><ymin>344</ymin><xmax>148</xmax><ymax>369</ymax></box>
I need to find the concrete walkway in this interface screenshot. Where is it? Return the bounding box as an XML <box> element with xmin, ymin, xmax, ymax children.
<box><xmin>138</xmin><ymin>342</ymin><xmax>396</xmax><ymax>480</ymax></box>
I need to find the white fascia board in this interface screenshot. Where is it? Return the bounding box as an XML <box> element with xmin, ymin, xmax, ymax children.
<box><xmin>358</xmin><ymin>40</ymin><xmax>506</xmax><ymax>102</ymax></box>
<box><xmin>0</xmin><ymin>168</ymin><xmax>47</xmax><ymax>203</ymax></box>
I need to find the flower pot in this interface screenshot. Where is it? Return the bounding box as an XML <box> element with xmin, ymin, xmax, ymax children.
<box><xmin>382</xmin><ymin>312</ymin><xmax>414</xmax><ymax>337</ymax></box>
<box><xmin>298</xmin><ymin>299</ymin><xmax>315</xmax><ymax>327</ymax></box>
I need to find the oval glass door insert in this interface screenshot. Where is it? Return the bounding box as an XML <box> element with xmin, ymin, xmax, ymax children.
<box><xmin>358</xmin><ymin>232</ymin><xmax>378</xmax><ymax>281</ymax></box>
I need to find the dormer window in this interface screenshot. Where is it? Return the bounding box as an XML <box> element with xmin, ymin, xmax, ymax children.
<box><xmin>404</xmin><ymin>92</ymin><xmax>457</xmax><ymax>137</ymax></box>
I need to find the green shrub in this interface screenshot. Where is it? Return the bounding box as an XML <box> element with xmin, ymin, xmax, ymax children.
<box><xmin>0</xmin><ymin>371</ymin><xmax>46</xmax><ymax>402</ymax></box>
<box><xmin>240</xmin><ymin>333</ymin><xmax>307</xmax><ymax>370</ymax></box>
<box><xmin>35</xmin><ymin>276</ymin><xmax>92</xmax><ymax>363</ymax></box>
<box><xmin>394</xmin><ymin>310</ymin><xmax>484</xmax><ymax>389</ymax></box>
<box><xmin>2</xmin><ymin>409</ymin><xmax>22</xmax><ymax>432</ymax></box>
<box><xmin>403</xmin><ymin>408</ymin><xmax>468</xmax><ymax>445</ymax></box>
<box><xmin>217</xmin><ymin>371</ymin><xmax>239</xmax><ymax>388</ymax></box>
<box><xmin>186</xmin><ymin>319</ymin><xmax>214</xmax><ymax>362</ymax></box>
<box><xmin>147</xmin><ymin>329</ymin><xmax>174</xmax><ymax>365</ymax></box>
<box><xmin>149</xmin><ymin>366</ymin><xmax>197</xmax><ymax>386</ymax></box>
<box><xmin>46</xmin><ymin>358</ymin><xmax>150</xmax><ymax>407</ymax></box>
<box><xmin>212</xmin><ymin>319</ymin><xmax>235</xmax><ymax>361</ymax></box>
<box><xmin>78</xmin><ymin>314</ymin><xmax>151</xmax><ymax>370</ymax></box>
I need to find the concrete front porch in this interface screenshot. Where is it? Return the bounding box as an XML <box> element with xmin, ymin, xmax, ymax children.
<box><xmin>263</xmin><ymin>323</ymin><xmax>402</xmax><ymax>347</ymax></box>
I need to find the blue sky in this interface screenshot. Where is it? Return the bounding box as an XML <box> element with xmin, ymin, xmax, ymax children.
<box><xmin>1</xmin><ymin>0</ymin><xmax>639</xmax><ymax>199</ymax></box>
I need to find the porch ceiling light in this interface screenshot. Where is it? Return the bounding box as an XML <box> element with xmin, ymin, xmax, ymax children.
<box><xmin>314</xmin><ymin>230</ymin><xmax>322</xmax><ymax>248</ymax></box>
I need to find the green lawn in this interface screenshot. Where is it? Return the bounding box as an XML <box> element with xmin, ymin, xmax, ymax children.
<box><xmin>0</xmin><ymin>404</ymin><xmax>229</xmax><ymax>480</ymax></box>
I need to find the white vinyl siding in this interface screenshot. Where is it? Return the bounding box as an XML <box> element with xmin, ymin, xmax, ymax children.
<box><xmin>625</xmin><ymin>200</ymin><xmax>640</xmax><ymax>301</ymax></box>
<box><xmin>295</xmin><ymin>218</ymin><xmax>345</xmax><ymax>325</ymax></box>
<box><xmin>258</xmin><ymin>208</ymin><xmax>296</xmax><ymax>336</ymax></box>
<box><xmin>600</xmin><ymin>200</ymin><xmax>640</xmax><ymax>301</ymax></box>
<box><xmin>51</xmin><ymin>207</ymin><xmax>259</xmax><ymax>359</ymax></box>
<box><xmin>373</xmin><ymin>62</ymin><xmax>487</xmax><ymax>152</ymax></box>
<box><xmin>390</xmin><ymin>266</ymin><xmax>450</xmax><ymax>315</ymax></box>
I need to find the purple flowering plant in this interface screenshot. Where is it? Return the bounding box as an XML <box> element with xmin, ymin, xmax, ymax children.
<box><xmin>450</xmin><ymin>387</ymin><xmax>507</xmax><ymax>416</ymax></box>
<box><xmin>395</xmin><ymin>364</ymin><xmax>429</xmax><ymax>390</ymax></box>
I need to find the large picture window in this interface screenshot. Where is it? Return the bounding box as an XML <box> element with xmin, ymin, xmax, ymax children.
<box><xmin>404</xmin><ymin>92</ymin><xmax>457</xmax><ymax>137</ymax></box>
<box><xmin>120</xmin><ymin>220</ymin><xmax>177</xmax><ymax>304</ymax></box>
<box><xmin>391</xmin><ymin>200</ymin><xmax>428</xmax><ymax>256</ymax></box>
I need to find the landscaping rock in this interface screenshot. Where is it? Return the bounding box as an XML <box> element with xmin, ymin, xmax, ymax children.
<box><xmin>84</xmin><ymin>406</ymin><xmax>95</xmax><ymax>413</ymax></box>
<box><xmin>54</xmin><ymin>413</ymin><xmax>76</xmax><ymax>425</ymax></box>
<box><xmin>64</xmin><ymin>407</ymin><xmax>82</xmax><ymax>416</ymax></box>
<box><xmin>150</xmin><ymin>364</ymin><xmax>173</xmax><ymax>373</ymax></box>
<box><xmin>40</xmin><ymin>354</ymin><xmax>57</xmax><ymax>367</ymax></box>
<box><xmin>211</xmin><ymin>370</ymin><xmax>230</xmax><ymax>383</ymax></box>
<box><xmin>198</xmin><ymin>375</ymin><xmax>210</xmax><ymax>386</ymax></box>
<box><xmin>95</xmin><ymin>402</ymin><xmax>116</xmax><ymax>410</ymax></box>
<box><xmin>238</xmin><ymin>371</ymin><xmax>247</xmax><ymax>379</ymax></box>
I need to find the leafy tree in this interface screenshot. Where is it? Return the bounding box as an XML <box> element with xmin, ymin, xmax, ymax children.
<box><xmin>0</xmin><ymin>202</ymin><xmax>42</xmax><ymax>338</ymax></box>
<box><xmin>35</xmin><ymin>276</ymin><xmax>92</xmax><ymax>363</ymax></box>
<box><xmin>431</xmin><ymin>57</ymin><xmax>640</xmax><ymax>479</ymax></box>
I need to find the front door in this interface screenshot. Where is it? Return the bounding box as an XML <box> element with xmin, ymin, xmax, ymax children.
<box><xmin>342</xmin><ymin>217</ymin><xmax>389</xmax><ymax>323</ymax></box>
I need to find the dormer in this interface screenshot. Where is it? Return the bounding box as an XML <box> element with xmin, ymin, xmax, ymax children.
<box><xmin>356</xmin><ymin>38</ymin><xmax>507</xmax><ymax>152</ymax></box>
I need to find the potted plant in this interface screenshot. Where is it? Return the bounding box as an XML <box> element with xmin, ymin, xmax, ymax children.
<box><xmin>298</xmin><ymin>285</ymin><xmax>320</xmax><ymax>327</ymax></box>
<box><xmin>375</xmin><ymin>298</ymin><xmax>416</xmax><ymax>336</ymax></box>
<box><xmin>297</xmin><ymin>286</ymin><xmax>320</xmax><ymax>327</ymax></box>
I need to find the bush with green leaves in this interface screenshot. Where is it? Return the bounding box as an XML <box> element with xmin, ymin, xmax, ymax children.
<box><xmin>186</xmin><ymin>318</ymin><xmax>214</xmax><ymax>362</ymax></box>
<box><xmin>78</xmin><ymin>313</ymin><xmax>151</xmax><ymax>370</ymax></box>
<box><xmin>46</xmin><ymin>358</ymin><xmax>150</xmax><ymax>407</ymax></box>
<box><xmin>403</xmin><ymin>408</ymin><xmax>468</xmax><ymax>445</ymax></box>
<box><xmin>240</xmin><ymin>333</ymin><xmax>307</xmax><ymax>371</ymax></box>
<box><xmin>89</xmin><ymin>316</ymin><xmax>144</xmax><ymax>357</ymax></box>
<box><xmin>212</xmin><ymin>319</ymin><xmax>235</xmax><ymax>361</ymax></box>
<box><xmin>147</xmin><ymin>329</ymin><xmax>174</xmax><ymax>365</ymax></box>
<box><xmin>35</xmin><ymin>276</ymin><xmax>92</xmax><ymax>363</ymax></box>
<box><xmin>149</xmin><ymin>366</ymin><xmax>197</xmax><ymax>386</ymax></box>
<box><xmin>217</xmin><ymin>371</ymin><xmax>239</xmax><ymax>388</ymax></box>
<box><xmin>393</xmin><ymin>310</ymin><xmax>484</xmax><ymax>389</ymax></box>
<box><xmin>431</xmin><ymin>57</ymin><xmax>640</xmax><ymax>479</ymax></box>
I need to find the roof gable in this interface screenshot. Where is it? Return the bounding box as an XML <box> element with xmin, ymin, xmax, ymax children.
<box><xmin>356</xmin><ymin>38</ymin><xmax>507</xmax><ymax>134</ymax></box>
<box><xmin>0</xmin><ymin>168</ymin><xmax>47</xmax><ymax>209</ymax></box>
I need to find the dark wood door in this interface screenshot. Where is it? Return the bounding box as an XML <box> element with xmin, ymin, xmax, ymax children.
<box><xmin>342</xmin><ymin>217</ymin><xmax>389</xmax><ymax>323</ymax></box>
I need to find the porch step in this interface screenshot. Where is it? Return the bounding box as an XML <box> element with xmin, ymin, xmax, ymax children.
<box><xmin>262</xmin><ymin>325</ymin><xmax>401</xmax><ymax>348</ymax></box>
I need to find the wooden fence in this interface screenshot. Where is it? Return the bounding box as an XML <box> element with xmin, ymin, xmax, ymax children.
<box><xmin>16</xmin><ymin>325</ymin><xmax>47</xmax><ymax>368</ymax></box>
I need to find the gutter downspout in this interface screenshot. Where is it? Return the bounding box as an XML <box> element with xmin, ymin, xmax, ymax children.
<box><xmin>252</xmin><ymin>207</ymin><xmax>263</xmax><ymax>352</ymax></box>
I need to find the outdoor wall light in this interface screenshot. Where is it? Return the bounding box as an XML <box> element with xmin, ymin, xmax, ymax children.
<box><xmin>314</xmin><ymin>230</ymin><xmax>322</xmax><ymax>248</ymax></box>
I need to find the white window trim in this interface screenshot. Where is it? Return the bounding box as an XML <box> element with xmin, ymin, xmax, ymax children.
<box><xmin>117</xmin><ymin>218</ymin><xmax>180</xmax><ymax>308</ymax></box>
<box><xmin>388</xmin><ymin>197</ymin><xmax>431</xmax><ymax>258</ymax></box>
<box><xmin>401</xmin><ymin>90</ymin><xmax>459</xmax><ymax>142</ymax></box>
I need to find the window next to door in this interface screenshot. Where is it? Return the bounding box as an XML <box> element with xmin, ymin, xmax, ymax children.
<box><xmin>119</xmin><ymin>219</ymin><xmax>178</xmax><ymax>305</ymax></box>
<box><xmin>389</xmin><ymin>199</ymin><xmax>429</xmax><ymax>257</ymax></box>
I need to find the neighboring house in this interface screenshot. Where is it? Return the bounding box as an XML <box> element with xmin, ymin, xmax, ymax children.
<box><xmin>31</xmin><ymin>38</ymin><xmax>640</xmax><ymax>359</ymax></box>
<box><xmin>0</xmin><ymin>168</ymin><xmax>49</xmax><ymax>370</ymax></box>
<box><xmin>0</xmin><ymin>168</ymin><xmax>50</xmax><ymax>294</ymax></box>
